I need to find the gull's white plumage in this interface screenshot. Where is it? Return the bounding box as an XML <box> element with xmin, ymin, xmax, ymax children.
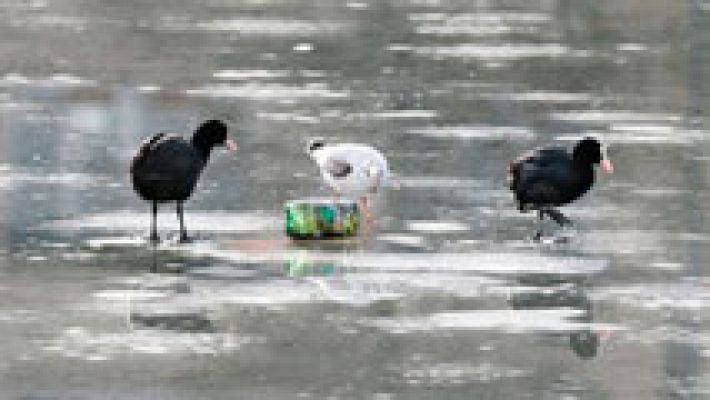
<box><xmin>311</xmin><ymin>143</ymin><xmax>389</xmax><ymax>198</ymax></box>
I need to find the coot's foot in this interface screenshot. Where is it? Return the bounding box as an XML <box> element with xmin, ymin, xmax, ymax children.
<box><xmin>178</xmin><ymin>234</ymin><xmax>194</xmax><ymax>244</ymax></box>
<box><xmin>544</xmin><ymin>209</ymin><xmax>573</xmax><ymax>227</ymax></box>
<box><xmin>552</xmin><ymin>235</ymin><xmax>571</xmax><ymax>245</ymax></box>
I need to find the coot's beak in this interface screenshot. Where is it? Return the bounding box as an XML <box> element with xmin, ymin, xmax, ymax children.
<box><xmin>601</xmin><ymin>159</ymin><xmax>614</xmax><ymax>174</ymax></box>
<box><xmin>224</xmin><ymin>138</ymin><xmax>238</xmax><ymax>152</ymax></box>
<box><xmin>600</xmin><ymin>146</ymin><xmax>613</xmax><ymax>174</ymax></box>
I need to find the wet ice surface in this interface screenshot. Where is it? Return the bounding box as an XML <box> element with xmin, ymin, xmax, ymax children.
<box><xmin>0</xmin><ymin>0</ymin><xmax>708</xmax><ymax>399</ymax></box>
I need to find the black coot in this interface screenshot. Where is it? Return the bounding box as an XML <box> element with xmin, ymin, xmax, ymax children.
<box><xmin>130</xmin><ymin>120</ymin><xmax>237</xmax><ymax>242</ymax></box>
<box><xmin>508</xmin><ymin>137</ymin><xmax>613</xmax><ymax>228</ymax></box>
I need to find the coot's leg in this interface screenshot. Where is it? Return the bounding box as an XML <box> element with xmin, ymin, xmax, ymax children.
<box><xmin>150</xmin><ymin>201</ymin><xmax>159</xmax><ymax>243</ymax></box>
<box><xmin>545</xmin><ymin>209</ymin><xmax>572</xmax><ymax>226</ymax></box>
<box><xmin>533</xmin><ymin>209</ymin><xmax>544</xmax><ymax>241</ymax></box>
<box><xmin>177</xmin><ymin>201</ymin><xmax>189</xmax><ymax>242</ymax></box>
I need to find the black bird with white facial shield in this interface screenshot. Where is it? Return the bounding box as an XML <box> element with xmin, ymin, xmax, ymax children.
<box><xmin>130</xmin><ymin>120</ymin><xmax>238</xmax><ymax>243</ymax></box>
<box><xmin>508</xmin><ymin>137</ymin><xmax>613</xmax><ymax>235</ymax></box>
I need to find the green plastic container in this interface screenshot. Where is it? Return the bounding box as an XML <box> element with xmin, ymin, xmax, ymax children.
<box><xmin>285</xmin><ymin>198</ymin><xmax>360</xmax><ymax>239</ymax></box>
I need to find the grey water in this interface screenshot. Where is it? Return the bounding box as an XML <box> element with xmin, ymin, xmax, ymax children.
<box><xmin>0</xmin><ymin>0</ymin><xmax>708</xmax><ymax>398</ymax></box>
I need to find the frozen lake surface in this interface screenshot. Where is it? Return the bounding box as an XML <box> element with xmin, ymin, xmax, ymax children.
<box><xmin>0</xmin><ymin>0</ymin><xmax>708</xmax><ymax>398</ymax></box>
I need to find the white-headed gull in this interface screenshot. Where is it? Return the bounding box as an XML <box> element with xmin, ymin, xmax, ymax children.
<box><xmin>307</xmin><ymin>138</ymin><xmax>389</xmax><ymax>224</ymax></box>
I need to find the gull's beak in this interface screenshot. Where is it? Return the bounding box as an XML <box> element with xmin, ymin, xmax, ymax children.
<box><xmin>224</xmin><ymin>138</ymin><xmax>238</xmax><ymax>152</ymax></box>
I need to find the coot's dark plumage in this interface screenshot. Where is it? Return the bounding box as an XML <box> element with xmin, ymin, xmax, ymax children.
<box><xmin>130</xmin><ymin>120</ymin><xmax>237</xmax><ymax>242</ymax></box>
<box><xmin>508</xmin><ymin>137</ymin><xmax>613</xmax><ymax>227</ymax></box>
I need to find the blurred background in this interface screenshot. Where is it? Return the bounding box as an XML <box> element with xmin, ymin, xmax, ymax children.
<box><xmin>0</xmin><ymin>0</ymin><xmax>708</xmax><ymax>398</ymax></box>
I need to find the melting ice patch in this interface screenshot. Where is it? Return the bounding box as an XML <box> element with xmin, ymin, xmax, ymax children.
<box><xmin>409</xmin><ymin>12</ymin><xmax>550</xmax><ymax>37</ymax></box>
<box><xmin>377</xmin><ymin>234</ymin><xmax>427</xmax><ymax>248</ymax></box>
<box><xmin>0</xmin><ymin>168</ymin><xmax>102</xmax><ymax>189</ymax></box>
<box><xmin>617</xmin><ymin>43</ymin><xmax>649</xmax><ymax>52</ymax></box>
<box><xmin>407</xmin><ymin>125</ymin><xmax>534</xmax><ymax>140</ymax></box>
<box><xmin>186</xmin><ymin>248</ymin><xmax>608</xmax><ymax>276</ymax></box>
<box><xmin>42</xmin><ymin>211</ymin><xmax>281</xmax><ymax>234</ymax></box>
<box><xmin>592</xmin><ymin>282</ymin><xmax>710</xmax><ymax>310</ymax></box>
<box><xmin>401</xmin><ymin>361</ymin><xmax>531</xmax><ymax>385</ymax></box>
<box><xmin>477</xmin><ymin>91</ymin><xmax>595</xmax><ymax>104</ymax></box>
<box><xmin>555</xmin><ymin>128</ymin><xmax>706</xmax><ymax>145</ymax></box>
<box><xmin>185</xmin><ymin>83</ymin><xmax>349</xmax><ymax>100</ymax></box>
<box><xmin>414</xmin><ymin>24</ymin><xmax>537</xmax><ymax>36</ymax></box>
<box><xmin>632</xmin><ymin>187</ymin><xmax>691</xmax><ymax>197</ymax></box>
<box><xmin>213</xmin><ymin>69</ymin><xmax>329</xmax><ymax>81</ymax></box>
<box><xmin>551</xmin><ymin>110</ymin><xmax>704</xmax><ymax>144</ymax></box>
<box><xmin>368</xmin><ymin>309</ymin><xmax>622</xmax><ymax>334</ymax></box>
<box><xmin>408</xmin><ymin>12</ymin><xmax>551</xmax><ymax>24</ymax></box>
<box><xmin>346</xmin><ymin>110</ymin><xmax>438</xmax><ymax>120</ymax></box>
<box><xmin>550</xmin><ymin>110</ymin><xmax>684</xmax><ymax>123</ymax></box>
<box><xmin>410</xmin><ymin>43</ymin><xmax>571</xmax><ymax>60</ymax></box>
<box><xmin>0</xmin><ymin>309</ymin><xmax>41</xmax><ymax>323</ymax></box>
<box><xmin>256</xmin><ymin>112</ymin><xmax>321</xmax><ymax>124</ymax></box>
<box><xmin>213</xmin><ymin>69</ymin><xmax>291</xmax><ymax>80</ymax></box>
<box><xmin>0</xmin><ymin>73</ymin><xmax>96</xmax><ymax>87</ymax></box>
<box><xmin>406</xmin><ymin>220</ymin><xmax>470</xmax><ymax>232</ymax></box>
<box><xmin>394</xmin><ymin>176</ymin><xmax>488</xmax><ymax>189</ymax></box>
<box><xmin>39</xmin><ymin>327</ymin><xmax>256</xmax><ymax>360</ymax></box>
<box><xmin>156</xmin><ymin>18</ymin><xmax>350</xmax><ymax>36</ymax></box>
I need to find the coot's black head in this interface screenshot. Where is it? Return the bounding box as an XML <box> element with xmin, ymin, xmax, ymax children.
<box><xmin>192</xmin><ymin>119</ymin><xmax>237</xmax><ymax>157</ymax></box>
<box><xmin>306</xmin><ymin>137</ymin><xmax>326</xmax><ymax>158</ymax></box>
<box><xmin>573</xmin><ymin>137</ymin><xmax>613</xmax><ymax>174</ymax></box>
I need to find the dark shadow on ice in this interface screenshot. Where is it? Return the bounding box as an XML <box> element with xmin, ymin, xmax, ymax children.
<box><xmin>130</xmin><ymin>310</ymin><xmax>215</xmax><ymax>333</ymax></box>
<box><xmin>509</xmin><ymin>276</ymin><xmax>603</xmax><ymax>359</ymax></box>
